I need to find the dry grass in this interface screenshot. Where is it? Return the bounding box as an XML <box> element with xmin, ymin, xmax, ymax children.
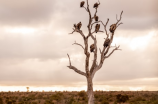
<box><xmin>0</xmin><ymin>91</ymin><xmax>158</xmax><ymax>104</ymax></box>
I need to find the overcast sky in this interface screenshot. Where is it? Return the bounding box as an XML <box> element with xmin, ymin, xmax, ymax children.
<box><xmin>0</xmin><ymin>0</ymin><xmax>158</xmax><ymax>91</ymax></box>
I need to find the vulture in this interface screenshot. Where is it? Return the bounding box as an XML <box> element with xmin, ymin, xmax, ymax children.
<box><xmin>76</xmin><ymin>22</ymin><xmax>82</xmax><ymax>30</ymax></box>
<box><xmin>93</xmin><ymin>3</ymin><xmax>99</xmax><ymax>8</ymax></box>
<box><xmin>80</xmin><ymin>1</ymin><xmax>85</xmax><ymax>7</ymax></box>
<box><xmin>74</xmin><ymin>24</ymin><xmax>76</xmax><ymax>28</ymax></box>
<box><xmin>90</xmin><ymin>44</ymin><xmax>95</xmax><ymax>52</ymax></box>
<box><xmin>95</xmin><ymin>16</ymin><xmax>99</xmax><ymax>21</ymax></box>
<box><xmin>103</xmin><ymin>38</ymin><xmax>110</xmax><ymax>47</ymax></box>
<box><xmin>109</xmin><ymin>24</ymin><xmax>116</xmax><ymax>33</ymax></box>
<box><xmin>95</xmin><ymin>24</ymin><xmax>100</xmax><ymax>33</ymax></box>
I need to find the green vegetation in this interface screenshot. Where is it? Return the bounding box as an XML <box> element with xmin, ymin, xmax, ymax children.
<box><xmin>116</xmin><ymin>94</ymin><xmax>129</xmax><ymax>103</ymax></box>
<box><xmin>0</xmin><ymin>97</ymin><xmax>3</xmax><ymax>104</ymax></box>
<box><xmin>0</xmin><ymin>91</ymin><xmax>157</xmax><ymax>104</ymax></box>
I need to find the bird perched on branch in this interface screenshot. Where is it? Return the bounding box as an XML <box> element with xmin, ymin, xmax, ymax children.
<box><xmin>109</xmin><ymin>24</ymin><xmax>116</xmax><ymax>33</ymax></box>
<box><xmin>103</xmin><ymin>38</ymin><xmax>110</xmax><ymax>47</ymax></box>
<box><xmin>80</xmin><ymin>1</ymin><xmax>85</xmax><ymax>7</ymax></box>
<box><xmin>95</xmin><ymin>24</ymin><xmax>100</xmax><ymax>33</ymax></box>
<box><xmin>90</xmin><ymin>44</ymin><xmax>95</xmax><ymax>52</ymax></box>
<box><xmin>93</xmin><ymin>3</ymin><xmax>99</xmax><ymax>8</ymax></box>
<box><xmin>74</xmin><ymin>24</ymin><xmax>77</xmax><ymax>28</ymax></box>
<box><xmin>75</xmin><ymin>22</ymin><xmax>82</xmax><ymax>30</ymax></box>
<box><xmin>95</xmin><ymin>16</ymin><xmax>99</xmax><ymax>21</ymax></box>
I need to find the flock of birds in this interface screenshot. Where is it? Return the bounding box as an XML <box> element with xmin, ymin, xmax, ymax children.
<box><xmin>73</xmin><ymin>1</ymin><xmax>117</xmax><ymax>53</ymax></box>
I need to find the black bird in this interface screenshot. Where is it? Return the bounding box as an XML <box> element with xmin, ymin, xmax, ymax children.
<box><xmin>109</xmin><ymin>24</ymin><xmax>116</xmax><ymax>33</ymax></box>
<box><xmin>74</xmin><ymin>24</ymin><xmax>76</xmax><ymax>28</ymax></box>
<box><xmin>93</xmin><ymin>3</ymin><xmax>99</xmax><ymax>8</ymax></box>
<box><xmin>95</xmin><ymin>16</ymin><xmax>99</xmax><ymax>21</ymax></box>
<box><xmin>90</xmin><ymin>44</ymin><xmax>95</xmax><ymax>52</ymax></box>
<box><xmin>95</xmin><ymin>24</ymin><xmax>100</xmax><ymax>33</ymax></box>
<box><xmin>103</xmin><ymin>38</ymin><xmax>110</xmax><ymax>47</ymax></box>
<box><xmin>80</xmin><ymin>1</ymin><xmax>85</xmax><ymax>7</ymax></box>
<box><xmin>76</xmin><ymin>22</ymin><xmax>82</xmax><ymax>30</ymax></box>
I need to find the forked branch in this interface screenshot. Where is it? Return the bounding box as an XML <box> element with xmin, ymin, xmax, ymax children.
<box><xmin>72</xmin><ymin>41</ymin><xmax>85</xmax><ymax>50</ymax></box>
<box><xmin>86</xmin><ymin>0</ymin><xmax>92</xmax><ymax>28</ymax></box>
<box><xmin>105</xmin><ymin>45</ymin><xmax>121</xmax><ymax>58</ymax></box>
<box><xmin>83</xmin><ymin>6</ymin><xmax>88</xmax><ymax>12</ymax></box>
<box><xmin>67</xmin><ymin>54</ymin><xmax>87</xmax><ymax>77</ymax></box>
<box><xmin>69</xmin><ymin>29</ymin><xmax>76</xmax><ymax>34</ymax></box>
<box><xmin>100</xmin><ymin>18</ymin><xmax>109</xmax><ymax>38</ymax></box>
<box><xmin>117</xmin><ymin>22</ymin><xmax>123</xmax><ymax>28</ymax></box>
<box><xmin>116</xmin><ymin>11</ymin><xmax>123</xmax><ymax>25</ymax></box>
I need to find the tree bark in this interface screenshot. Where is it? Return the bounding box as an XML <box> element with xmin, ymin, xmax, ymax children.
<box><xmin>68</xmin><ymin>0</ymin><xmax>123</xmax><ymax>103</ymax></box>
<box><xmin>87</xmin><ymin>76</ymin><xmax>94</xmax><ymax>104</ymax></box>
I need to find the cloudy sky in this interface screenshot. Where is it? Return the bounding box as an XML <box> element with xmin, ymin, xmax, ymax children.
<box><xmin>0</xmin><ymin>0</ymin><xmax>158</xmax><ymax>91</ymax></box>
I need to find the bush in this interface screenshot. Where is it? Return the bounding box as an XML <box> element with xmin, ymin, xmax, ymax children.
<box><xmin>44</xmin><ymin>99</ymin><xmax>54</xmax><ymax>104</ymax></box>
<box><xmin>66</xmin><ymin>97</ymin><xmax>75</xmax><ymax>104</ymax></box>
<box><xmin>37</xmin><ymin>94</ymin><xmax>43</xmax><ymax>99</ymax></box>
<box><xmin>51</xmin><ymin>92</ymin><xmax>64</xmax><ymax>102</ymax></box>
<box><xmin>18</xmin><ymin>102</ymin><xmax>24</xmax><ymax>104</ymax></box>
<box><xmin>78</xmin><ymin>91</ymin><xmax>87</xmax><ymax>98</ymax></box>
<box><xmin>94</xmin><ymin>94</ymin><xmax>99</xmax><ymax>99</ymax></box>
<box><xmin>101</xmin><ymin>99</ymin><xmax>109</xmax><ymax>104</ymax></box>
<box><xmin>0</xmin><ymin>97</ymin><xmax>3</xmax><ymax>104</ymax></box>
<box><xmin>153</xmin><ymin>100</ymin><xmax>158</xmax><ymax>104</ymax></box>
<box><xmin>116</xmin><ymin>94</ymin><xmax>129</xmax><ymax>103</ymax></box>
<box><xmin>32</xmin><ymin>102</ymin><xmax>38</xmax><ymax>104</ymax></box>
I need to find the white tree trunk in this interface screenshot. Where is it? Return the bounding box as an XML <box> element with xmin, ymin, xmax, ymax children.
<box><xmin>87</xmin><ymin>77</ymin><xmax>94</xmax><ymax>104</ymax></box>
<box><xmin>68</xmin><ymin>1</ymin><xmax>123</xmax><ymax>103</ymax></box>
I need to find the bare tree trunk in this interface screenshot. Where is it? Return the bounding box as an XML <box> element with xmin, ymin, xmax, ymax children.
<box><xmin>87</xmin><ymin>76</ymin><xmax>94</xmax><ymax>104</ymax></box>
<box><xmin>68</xmin><ymin>1</ymin><xmax>123</xmax><ymax>104</ymax></box>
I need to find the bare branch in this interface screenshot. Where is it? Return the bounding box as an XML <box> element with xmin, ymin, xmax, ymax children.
<box><xmin>67</xmin><ymin>54</ymin><xmax>71</xmax><ymax>66</ymax></box>
<box><xmin>69</xmin><ymin>29</ymin><xmax>86</xmax><ymax>41</ymax></box>
<box><xmin>94</xmin><ymin>8</ymin><xmax>98</xmax><ymax>17</ymax></box>
<box><xmin>116</xmin><ymin>14</ymin><xmax>118</xmax><ymax>21</ymax></box>
<box><xmin>92</xmin><ymin>30</ymin><xmax>104</xmax><ymax>35</ymax></box>
<box><xmin>117</xmin><ymin>22</ymin><xmax>123</xmax><ymax>28</ymax></box>
<box><xmin>100</xmin><ymin>19</ymin><xmax>109</xmax><ymax>38</ymax></box>
<box><xmin>97</xmin><ymin>32</ymin><xmax>115</xmax><ymax>72</ymax></box>
<box><xmin>72</xmin><ymin>41</ymin><xmax>84</xmax><ymax>50</ymax></box>
<box><xmin>110</xmin><ymin>46</ymin><xmax>117</xmax><ymax>48</ymax></box>
<box><xmin>67</xmin><ymin>66</ymin><xmax>87</xmax><ymax>77</ymax></box>
<box><xmin>100</xmin><ymin>11</ymin><xmax>123</xmax><ymax>59</ymax></box>
<box><xmin>98</xmin><ymin>30</ymin><xmax>104</xmax><ymax>33</ymax></box>
<box><xmin>105</xmin><ymin>45</ymin><xmax>121</xmax><ymax>58</ymax></box>
<box><xmin>67</xmin><ymin>54</ymin><xmax>87</xmax><ymax>77</ymax></box>
<box><xmin>78</xmin><ymin>30</ymin><xmax>86</xmax><ymax>39</ymax></box>
<box><xmin>83</xmin><ymin>6</ymin><xmax>88</xmax><ymax>12</ymax></box>
<box><xmin>68</xmin><ymin>0</ymin><xmax>124</xmax><ymax>102</ymax></box>
<box><xmin>69</xmin><ymin>29</ymin><xmax>76</xmax><ymax>34</ymax></box>
<box><xmin>98</xmin><ymin>0</ymin><xmax>100</xmax><ymax>4</ymax></box>
<box><xmin>96</xmin><ymin>44</ymin><xmax>121</xmax><ymax>74</ymax></box>
<box><xmin>90</xmin><ymin>21</ymin><xmax>101</xmax><ymax>30</ymax></box>
<box><xmin>90</xmin><ymin>38</ymin><xmax>97</xmax><ymax>74</ymax></box>
<box><xmin>99</xmin><ymin>48</ymin><xmax>101</xmax><ymax>54</ymax></box>
<box><xmin>116</xmin><ymin>11</ymin><xmax>123</xmax><ymax>25</ymax></box>
<box><xmin>93</xmin><ymin>0</ymin><xmax>100</xmax><ymax>18</ymax></box>
<box><xmin>86</xmin><ymin>0</ymin><xmax>92</xmax><ymax>29</ymax></box>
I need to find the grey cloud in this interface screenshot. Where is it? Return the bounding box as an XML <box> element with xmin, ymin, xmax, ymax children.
<box><xmin>94</xmin><ymin>37</ymin><xmax>158</xmax><ymax>81</ymax></box>
<box><xmin>0</xmin><ymin>30</ymin><xmax>158</xmax><ymax>84</ymax></box>
<box><xmin>0</xmin><ymin>0</ymin><xmax>157</xmax><ymax>88</ymax></box>
<box><xmin>0</xmin><ymin>32</ymin><xmax>84</xmax><ymax>60</ymax></box>
<box><xmin>0</xmin><ymin>35</ymin><xmax>157</xmax><ymax>85</ymax></box>
<box><xmin>0</xmin><ymin>0</ymin><xmax>157</xmax><ymax>30</ymax></box>
<box><xmin>53</xmin><ymin>0</ymin><xmax>158</xmax><ymax>31</ymax></box>
<box><xmin>0</xmin><ymin>0</ymin><xmax>55</xmax><ymax>26</ymax></box>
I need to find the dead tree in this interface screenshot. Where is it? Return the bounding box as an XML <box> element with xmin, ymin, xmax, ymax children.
<box><xmin>67</xmin><ymin>0</ymin><xmax>123</xmax><ymax>104</ymax></box>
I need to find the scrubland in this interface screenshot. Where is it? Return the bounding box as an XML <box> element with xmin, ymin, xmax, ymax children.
<box><xmin>0</xmin><ymin>91</ymin><xmax>158</xmax><ymax>104</ymax></box>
